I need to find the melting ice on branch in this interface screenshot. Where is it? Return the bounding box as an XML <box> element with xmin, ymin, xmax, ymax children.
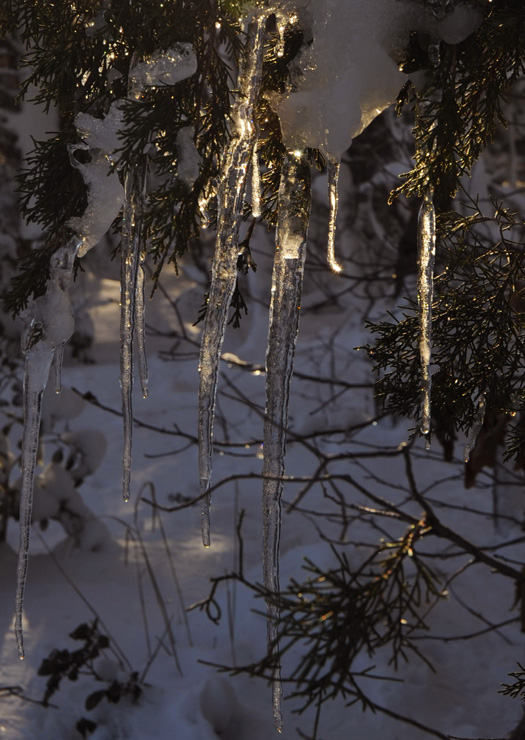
<box><xmin>198</xmin><ymin>14</ymin><xmax>267</xmax><ymax>547</ymax></box>
<box><xmin>263</xmin><ymin>150</ymin><xmax>311</xmax><ymax>730</ymax></box>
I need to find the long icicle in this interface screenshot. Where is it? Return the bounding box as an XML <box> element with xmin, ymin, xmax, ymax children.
<box><xmin>120</xmin><ymin>157</ymin><xmax>148</xmax><ymax>501</ymax></box>
<box><xmin>326</xmin><ymin>158</ymin><xmax>342</xmax><ymax>273</ymax></box>
<box><xmin>16</xmin><ymin>341</ymin><xmax>54</xmax><ymax>658</ymax></box>
<box><xmin>263</xmin><ymin>150</ymin><xmax>311</xmax><ymax>731</ymax></box>
<box><xmin>135</xmin><ymin>242</ymin><xmax>149</xmax><ymax>399</ymax></box>
<box><xmin>16</xmin><ymin>244</ymin><xmax>77</xmax><ymax>657</ymax></box>
<box><xmin>417</xmin><ymin>190</ymin><xmax>436</xmax><ymax>439</ymax></box>
<box><xmin>198</xmin><ymin>14</ymin><xmax>267</xmax><ymax>547</ymax></box>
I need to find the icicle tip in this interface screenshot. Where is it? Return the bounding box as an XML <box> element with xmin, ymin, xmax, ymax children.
<box><xmin>15</xmin><ymin>621</ymin><xmax>25</xmax><ymax>660</ymax></box>
<box><xmin>328</xmin><ymin>257</ymin><xmax>343</xmax><ymax>274</ymax></box>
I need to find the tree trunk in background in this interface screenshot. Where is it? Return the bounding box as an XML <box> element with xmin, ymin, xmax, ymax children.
<box><xmin>0</xmin><ymin>35</ymin><xmax>20</xmax><ymax>543</ymax></box>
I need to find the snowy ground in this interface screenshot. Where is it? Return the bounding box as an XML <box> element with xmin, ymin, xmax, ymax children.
<box><xmin>1</xmin><ymin>207</ymin><xmax>524</xmax><ymax>740</ymax></box>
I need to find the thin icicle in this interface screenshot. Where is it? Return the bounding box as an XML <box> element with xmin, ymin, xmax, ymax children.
<box><xmin>120</xmin><ymin>158</ymin><xmax>148</xmax><ymax>502</ymax></box>
<box><xmin>263</xmin><ymin>150</ymin><xmax>311</xmax><ymax>731</ymax></box>
<box><xmin>252</xmin><ymin>138</ymin><xmax>262</xmax><ymax>219</ymax></box>
<box><xmin>135</xmin><ymin>247</ymin><xmax>149</xmax><ymax>399</ymax></box>
<box><xmin>16</xmin><ymin>244</ymin><xmax>77</xmax><ymax>658</ymax></box>
<box><xmin>417</xmin><ymin>190</ymin><xmax>436</xmax><ymax>437</ymax></box>
<box><xmin>198</xmin><ymin>14</ymin><xmax>267</xmax><ymax>547</ymax></box>
<box><xmin>120</xmin><ymin>46</ymin><xmax>199</xmax><ymax>500</ymax></box>
<box><xmin>16</xmin><ymin>341</ymin><xmax>54</xmax><ymax>658</ymax></box>
<box><xmin>54</xmin><ymin>342</ymin><xmax>65</xmax><ymax>394</ymax></box>
<box><xmin>326</xmin><ymin>158</ymin><xmax>342</xmax><ymax>273</ymax></box>
<box><xmin>464</xmin><ymin>391</ymin><xmax>486</xmax><ymax>462</ymax></box>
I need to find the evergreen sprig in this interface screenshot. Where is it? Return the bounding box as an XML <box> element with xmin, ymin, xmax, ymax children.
<box><xmin>392</xmin><ymin>1</ymin><xmax>525</xmax><ymax>203</ymax></box>
<box><xmin>196</xmin><ymin>528</ymin><xmax>443</xmax><ymax>716</ymax></box>
<box><xmin>367</xmin><ymin>199</ymin><xmax>525</xmax><ymax>460</ymax></box>
<box><xmin>500</xmin><ymin>663</ymin><xmax>525</xmax><ymax>700</ymax></box>
<box><xmin>3</xmin><ymin>2</ymin><xmax>308</xmax><ymax>312</ymax></box>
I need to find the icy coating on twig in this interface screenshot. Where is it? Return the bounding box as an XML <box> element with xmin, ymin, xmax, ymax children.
<box><xmin>417</xmin><ymin>190</ymin><xmax>436</xmax><ymax>437</ymax></box>
<box><xmin>263</xmin><ymin>150</ymin><xmax>311</xmax><ymax>730</ymax></box>
<box><xmin>198</xmin><ymin>14</ymin><xmax>267</xmax><ymax>547</ymax></box>
<box><xmin>326</xmin><ymin>158</ymin><xmax>342</xmax><ymax>273</ymax></box>
<box><xmin>463</xmin><ymin>391</ymin><xmax>486</xmax><ymax>463</ymax></box>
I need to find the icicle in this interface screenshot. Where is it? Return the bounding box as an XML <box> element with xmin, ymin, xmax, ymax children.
<box><xmin>464</xmin><ymin>391</ymin><xmax>486</xmax><ymax>462</ymax></box>
<box><xmin>417</xmin><ymin>190</ymin><xmax>436</xmax><ymax>438</ymax></box>
<box><xmin>326</xmin><ymin>158</ymin><xmax>342</xmax><ymax>273</ymax></box>
<box><xmin>135</xmin><ymin>246</ymin><xmax>149</xmax><ymax>399</ymax></box>
<box><xmin>252</xmin><ymin>138</ymin><xmax>262</xmax><ymax>219</ymax></box>
<box><xmin>16</xmin><ymin>245</ymin><xmax>77</xmax><ymax>658</ymax></box>
<box><xmin>119</xmin><ymin>45</ymin><xmax>198</xmax><ymax>501</ymax></box>
<box><xmin>16</xmin><ymin>340</ymin><xmax>54</xmax><ymax>658</ymax></box>
<box><xmin>198</xmin><ymin>14</ymin><xmax>267</xmax><ymax>547</ymax></box>
<box><xmin>54</xmin><ymin>342</ymin><xmax>65</xmax><ymax>394</ymax></box>
<box><xmin>263</xmin><ymin>150</ymin><xmax>311</xmax><ymax>731</ymax></box>
<box><xmin>120</xmin><ymin>158</ymin><xmax>148</xmax><ymax>502</ymax></box>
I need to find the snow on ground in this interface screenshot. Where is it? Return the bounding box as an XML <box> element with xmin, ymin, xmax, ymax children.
<box><xmin>0</xmin><ymin>218</ymin><xmax>523</xmax><ymax>740</ymax></box>
<box><xmin>1</xmin><ymin>167</ymin><xmax>524</xmax><ymax>740</ymax></box>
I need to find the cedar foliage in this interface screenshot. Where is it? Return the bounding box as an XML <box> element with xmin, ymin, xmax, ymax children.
<box><xmin>368</xmin><ymin>0</ymin><xmax>525</xmax><ymax>462</ymax></box>
<box><xmin>3</xmin><ymin>2</ymin><xmax>524</xmax><ymax>465</ymax></box>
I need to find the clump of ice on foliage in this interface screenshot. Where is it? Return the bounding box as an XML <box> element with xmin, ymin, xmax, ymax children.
<box><xmin>129</xmin><ymin>43</ymin><xmax>197</xmax><ymax>98</ymax></box>
<box><xmin>275</xmin><ymin>0</ymin><xmax>482</xmax><ymax>158</ymax></box>
<box><xmin>68</xmin><ymin>103</ymin><xmax>125</xmax><ymax>257</ymax></box>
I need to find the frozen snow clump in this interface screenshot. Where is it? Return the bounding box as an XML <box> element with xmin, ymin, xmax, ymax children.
<box><xmin>129</xmin><ymin>43</ymin><xmax>197</xmax><ymax>97</ymax></box>
<box><xmin>276</xmin><ymin>0</ymin><xmax>482</xmax><ymax>158</ymax></box>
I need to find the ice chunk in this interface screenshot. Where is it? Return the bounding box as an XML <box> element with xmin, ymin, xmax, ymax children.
<box><xmin>74</xmin><ymin>102</ymin><xmax>124</xmax><ymax>155</ymax></box>
<box><xmin>129</xmin><ymin>44</ymin><xmax>197</xmax><ymax>98</ymax></box>
<box><xmin>67</xmin><ymin>143</ymin><xmax>124</xmax><ymax>257</ymax></box>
